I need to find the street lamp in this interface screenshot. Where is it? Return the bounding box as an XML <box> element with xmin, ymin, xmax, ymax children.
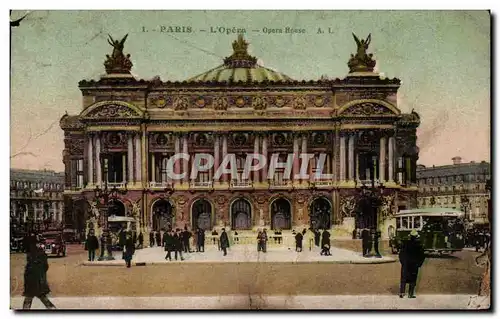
<box><xmin>94</xmin><ymin>151</ymin><xmax>128</xmax><ymax>261</ymax></box>
<box><xmin>356</xmin><ymin>178</ymin><xmax>385</xmax><ymax>258</ymax></box>
<box><xmin>460</xmin><ymin>195</ymin><xmax>470</xmax><ymax>222</ymax></box>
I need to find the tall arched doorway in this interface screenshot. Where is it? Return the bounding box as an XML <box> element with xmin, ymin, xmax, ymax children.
<box><xmin>152</xmin><ymin>199</ymin><xmax>174</xmax><ymax>231</ymax></box>
<box><xmin>231</xmin><ymin>198</ymin><xmax>252</xmax><ymax>230</ymax></box>
<box><xmin>309</xmin><ymin>197</ymin><xmax>332</xmax><ymax>230</ymax></box>
<box><xmin>270</xmin><ymin>198</ymin><xmax>291</xmax><ymax>230</ymax></box>
<box><xmin>191</xmin><ymin>199</ymin><xmax>212</xmax><ymax>231</ymax></box>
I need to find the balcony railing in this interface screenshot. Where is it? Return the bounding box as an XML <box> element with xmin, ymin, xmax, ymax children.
<box><xmin>230</xmin><ymin>180</ymin><xmax>253</xmax><ymax>188</ymax></box>
<box><xmin>311</xmin><ymin>180</ymin><xmax>333</xmax><ymax>187</ymax></box>
<box><xmin>149</xmin><ymin>181</ymin><xmax>174</xmax><ymax>189</ymax></box>
<box><xmin>189</xmin><ymin>181</ymin><xmax>213</xmax><ymax>188</ymax></box>
<box><xmin>269</xmin><ymin>179</ymin><xmax>292</xmax><ymax>188</ymax></box>
<box><xmin>107</xmin><ymin>182</ymin><xmax>127</xmax><ymax>188</ymax></box>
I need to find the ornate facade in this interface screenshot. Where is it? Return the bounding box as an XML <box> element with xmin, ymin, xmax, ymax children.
<box><xmin>10</xmin><ymin>169</ymin><xmax>65</xmax><ymax>234</ymax></box>
<box><xmin>416</xmin><ymin>157</ymin><xmax>490</xmax><ymax>224</ymax></box>
<box><xmin>60</xmin><ymin>33</ymin><xmax>420</xmax><ymax>242</ymax></box>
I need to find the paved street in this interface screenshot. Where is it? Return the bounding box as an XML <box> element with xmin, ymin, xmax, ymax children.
<box><xmin>10</xmin><ymin>241</ymin><xmax>485</xmax><ymax>299</ymax></box>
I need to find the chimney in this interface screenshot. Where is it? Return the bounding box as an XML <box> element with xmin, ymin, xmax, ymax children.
<box><xmin>452</xmin><ymin>156</ymin><xmax>462</xmax><ymax>165</ymax></box>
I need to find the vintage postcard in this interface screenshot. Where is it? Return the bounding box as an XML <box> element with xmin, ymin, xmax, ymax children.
<box><xmin>9</xmin><ymin>10</ymin><xmax>491</xmax><ymax>310</ymax></box>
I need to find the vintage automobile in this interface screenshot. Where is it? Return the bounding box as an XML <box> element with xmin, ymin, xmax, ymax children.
<box><xmin>40</xmin><ymin>231</ymin><xmax>66</xmax><ymax>257</ymax></box>
<box><xmin>389</xmin><ymin>208</ymin><xmax>466</xmax><ymax>255</ymax></box>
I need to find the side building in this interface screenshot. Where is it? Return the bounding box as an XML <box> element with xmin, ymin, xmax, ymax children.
<box><xmin>10</xmin><ymin>169</ymin><xmax>66</xmax><ymax>235</ymax></box>
<box><xmin>416</xmin><ymin>157</ymin><xmax>490</xmax><ymax>225</ymax></box>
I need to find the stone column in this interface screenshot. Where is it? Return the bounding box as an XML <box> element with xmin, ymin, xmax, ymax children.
<box><xmin>253</xmin><ymin>134</ymin><xmax>260</xmax><ymax>184</ymax></box>
<box><xmin>339</xmin><ymin>134</ymin><xmax>346</xmax><ymax>181</ymax></box>
<box><xmin>388</xmin><ymin>136</ymin><xmax>395</xmax><ymax>182</ymax></box>
<box><xmin>135</xmin><ymin>133</ymin><xmax>142</xmax><ymax>184</ymax></box>
<box><xmin>151</xmin><ymin>154</ymin><xmax>156</xmax><ymax>184</ymax></box>
<box><xmin>182</xmin><ymin>134</ymin><xmax>189</xmax><ymax>184</ymax></box>
<box><xmin>348</xmin><ymin>134</ymin><xmax>355</xmax><ymax>181</ymax></box>
<box><xmin>127</xmin><ymin>133</ymin><xmax>134</xmax><ymax>184</ymax></box>
<box><xmin>174</xmin><ymin>135</ymin><xmax>180</xmax><ymax>185</ymax></box>
<box><xmin>222</xmin><ymin>133</ymin><xmax>228</xmax><ymax>183</ymax></box>
<box><xmin>52</xmin><ymin>202</ymin><xmax>57</xmax><ymax>222</ymax></box>
<box><xmin>261</xmin><ymin>134</ymin><xmax>268</xmax><ymax>182</ymax></box>
<box><xmin>87</xmin><ymin>134</ymin><xmax>94</xmax><ymax>186</ymax></box>
<box><xmin>301</xmin><ymin>134</ymin><xmax>307</xmax><ymax>184</ymax></box>
<box><xmin>122</xmin><ymin>154</ymin><xmax>126</xmax><ymax>185</ymax></box>
<box><xmin>214</xmin><ymin>134</ymin><xmax>220</xmax><ymax>183</ymax></box>
<box><xmin>293</xmin><ymin>134</ymin><xmax>299</xmax><ymax>182</ymax></box>
<box><xmin>95</xmin><ymin>134</ymin><xmax>102</xmax><ymax>186</ymax></box>
<box><xmin>379</xmin><ymin>136</ymin><xmax>387</xmax><ymax>182</ymax></box>
<box><xmin>356</xmin><ymin>152</ymin><xmax>360</xmax><ymax>181</ymax></box>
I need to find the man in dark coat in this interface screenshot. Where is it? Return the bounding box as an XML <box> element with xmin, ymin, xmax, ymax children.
<box><xmin>220</xmin><ymin>228</ymin><xmax>230</xmax><ymax>256</ymax></box>
<box><xmin>197</xmin><ymin>228</ymin><xmax>205</xmax><ymax>252</ymax></box>
<box><xmin>86</xmin><ymin>230</ymin><xmax>99</xmax><ymax>261</ymax></box>
<box><xmin>149</xmin><ymin>231</ymin><xmax>155</xmax><ymax>247</ymax></box>
<box><xmin>399</xmin><ymin>230</ymin><xmax>426</xmax><ymax>298</ymax></box>
<box><xmin>138</xmin><ymin>232</ymin><xmax>144</xmax><ymax>249</ymax></box>
<box><xmin>24</xmin><ymin>232</ymin><xmax>37</xmax><ymax>254</ymax></box>
<box><xmin>164</xmin><ymin>229</ymin><xmax>175</xmax><ymax>261</ymax></box>
<box><xmin>22</xmin><ymin>242</ymin><xmax>56</xmax><ymax>309</ymax></box>
<box><xmin>314</xmin><ymin>229</ymin><xmax>321</xmax><ymax>247</ymax></box>
<box><xmin>155</xmin><ymin>232</ymin><xmax>161</xmax><ymax>248</ymax></box>
<box><xmin>174</xmin><ymin>229</ymin><xmax>184</xmax><ymax>261</ymax></box>
<box><xmin>182</xmin><ymin>227</ymin><xmax>192</xmax><ymax>253</ymax></box>
<box><xmin>352</xmin><ymin>228</ymin><xmax>358</xmax><ymax>239</ymax></box>
<box><xmin>361</xmin><ymin>228</ymin><xmax>371</xmax><ymax>256</ymax></box>
<box><xmin>123</xmin><ymin>232</ymin><xmax>136</xmax><ymax>268</ymax></box>
<box><xmin>320</xmin><ymin>229</ymin><xmax>331</xmax><ymax>256</ymax></box>
<box><xmin>295</xmin><ymin>231</ymin><xmax>303</xmax><ymax>252</ymax></box>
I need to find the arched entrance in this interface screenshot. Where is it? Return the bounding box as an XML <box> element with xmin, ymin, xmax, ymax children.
<box><xmin>309</xmin><ymin>197</ymin><xmax>332</xmax><ymax>230</ymax></box>
<box><xmin>231</xmin><ymin>198</ymin><xmax>252</xmax><ymax>230</ymax></box>
<box><xmin>152</xmin><ymin>199</ymin><xmax>174</xmax><ymax>231</ymax></box>
<box><xmin>270</xmin><ymin>198</ymin><xmax>292</xmax><ymax>230</ymax></box>
<box><xmin>74</xmin><ymin>200</ymin><xmax>88</xmax><ymax>240</ymax></box>
<box><xmin>191</xmin><ymin>199</ymin><xmax>212</xmax><ymax>231</ymax></box>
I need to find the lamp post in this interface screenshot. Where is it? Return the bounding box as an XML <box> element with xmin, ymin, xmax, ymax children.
<box><xmin>95</xmin><ymin>151</ymin><xmax>128</xmax><ymax>261</ymax></box>
<box><xmin>357</xmin><ymin>178</ymin><xmax>385</xmax><ymax>258</ymax></box>
<box><xmin>460</xmin><ymin>195</ymin><xmax>470</xmax><ymax>222</ymax></box>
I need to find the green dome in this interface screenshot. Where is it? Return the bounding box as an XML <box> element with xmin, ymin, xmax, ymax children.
<box><xmin>187</xmin><ymin>35</ymin><xmax>293</xmax><ymax>83</ymax></box>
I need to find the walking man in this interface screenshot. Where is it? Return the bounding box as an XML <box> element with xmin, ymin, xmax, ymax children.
<box><xmin>399</xmin><ymin>230</ymin><xmax>426</xmax><ymax>298</ymax></box>
<box><xmin>361</xmin><ymin>228</ymin><xmax>371</xmax><ymax>256</ymax></box>
<box><xmin>164</xmin><ymin>229</ymin><xmax>175</xmax><ymax>261</ymax></box>
<box><xmin>182</xmin><ymin>226</ymin><xmax>192</xmax><ymax>253</ymax></box>
<box><xmin>123</xmin><ymin>232</ymin><xmax>136</xmax><ymax>268</ymax></box>
<box><xmin>197</xmin><ymin>228</ymin><xmax>205</xmax><ymax>252</ymax></box>
<box><xmin>86</xmin><ymin>230</ymin><xmax>99</xmax><ymax>262</ymax></box>
<box><xmin>149</xmin><ymin>231</ymin><xmax>155</xmax><ymax>247</ymax></box>
<box><xmin>220</xmin><ymin>228</ymin><xmax>230</xmax><ymax>256</ymax></box>
<box><xmin>138</xmin><ymin>232</ymin><xmax>144</xmax><ymax>249</ymax></box>
<box><xmin>174</xmin><ymin>229</ymin><xmax>184</xmax><ymax>261</ymax></box>
<box><xmin>295</xmin><ymin>230</ymin><xmax>303</xmax><ymax>252</ymax></box>
<box><xmin>22</xmin><ymin>240</ymin><xmax>56</xmax><ymax>309</ymax></box>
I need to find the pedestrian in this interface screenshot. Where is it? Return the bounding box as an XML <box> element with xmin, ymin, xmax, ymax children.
<box><xmin>262</xmin><ymin>229</ymin><xmax>268</xmax><ymax>252</ymax></box>
<box><xmin>399</xmin><ymin>229</ymin><xmax>426</xmax><ymax>298</ymax></box>
<box><xmin>220</xmin><ymin>228</ymin><xmax>230</xmax><ymax>256</ymax></box>
<box><xmin>164</xmin><ymin>229</ymin><xmax>175</xmax><ymax>261</ymax></box>
<box><xmin>182</xmin><ymin>226</ymin><xmax>192</xmax><ymax>253</ymax></box>
<box><xmin>24</xmin><ymin>232</ymin><xmax>37</xmax><ymax>254</ymax></box>
<box><xmin>320</xmin><ymin>229</ymin><xmax>331</xmax><ymax>256</ymax></box>
<box><xmin>149</xmin><ymin>231</ymin><xmax>155</xmax><ymax>247</ymax></box>
<box><xmin>138</xmin><ymin>232</ymin><xmax>144</xmax><ymax>249</ymax></box>
<box><xmin>132</xmin><ymin>232</ymin><xmax>137</xmax><ymax>247</ymax></box>
<box><xmin>86</xmin><ymin>230</ymin><xmax>99</xmax><ymax>262</ymax></box>
<box><xmin>212</xmin><ymin>228</ymin><xmax>219</xmax><ymax>249</ymax></box>
<box><xmin>361</xmin><ymin>228</ymin><xmax>371</xmax><ymax>256</ymax></box>
<box><xmin>257</xmin><ymin>229</ymin><xmax>263</xmax><ymax>252</ymax></box>
<box><xmin>314</xmin><ymin>229</ymin><xmax>320</xmax><ymax>247</ymax></box>
<box><xmin>123</xmin><ymin>232</ymin><xmax>136</xmax><ymax>268</ymax></box>
<box><xmin>295</xmin><ymin>230</ymin><xmax>303</xmax><ymax>252</ymax></box>
<box><xmin>22</xmin><ymin>240</ymin><xmax>56</xmax><ymax>309</ymax></box>
<box><xmin>197</xmin><ymin>228</ymin><xmax>205</xmax><ymax>252</ymax></box>
<box><xmin>352</xmin><ymin>228</ymin><xmax>357</xmax><ymax>239</ymax></box>
<box><xmin>174</xmin><ymin>229</ymin><xmax>184</xmax><ymax>261</ymax></box>
<box><xmin>155</xmin><ymin>231</ymin><xmax>161</xmax><ymax>248</ymax></box>
<box><xmin>234</xmin><ymin>231</ymin><xmax>239</xmax><ymax>243</ymax></box>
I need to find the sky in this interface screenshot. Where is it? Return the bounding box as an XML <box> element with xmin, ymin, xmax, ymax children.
<box><xmin>9</xmin><ymin>10</ymin><xmax>490</xmax><ymax>172</ymax></box>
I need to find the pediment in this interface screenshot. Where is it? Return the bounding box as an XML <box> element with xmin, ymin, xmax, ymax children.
<box><xmin>80</xmin><ymin>101</ymin><xmax>143</xmax><ymax>120</ymax></box>
<box><xmin>337</xmin><ymin>100</ymin><xmax>400</xmax><ymax>117</ymax></box>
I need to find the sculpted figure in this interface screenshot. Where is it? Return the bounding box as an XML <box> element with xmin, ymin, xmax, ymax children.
<box><xmin>352</xmin><ymin>33</ymin><xmax>371</xmax><ymax>60</ymax></box>
<box><xmin>107</xmin><ymin>34</ymin><xmax>128</xmax><ymax>60</ymax></box>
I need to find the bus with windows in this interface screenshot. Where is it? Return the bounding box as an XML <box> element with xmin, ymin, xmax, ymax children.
<box><xmin>389</xmin><ymin>208</ymin><xmax>465</xmax><ymax>255</ymax></box>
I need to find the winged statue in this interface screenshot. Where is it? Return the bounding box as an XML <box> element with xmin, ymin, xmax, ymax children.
<box><xmin>107</xmin><ymin>34</ymin><xmax>128</xmax><ymax>60</ymax></box>
<box><xmin>352</xmin><ymin>33</ymin><xmax>371</xmax><ymax>60</ymax></box>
